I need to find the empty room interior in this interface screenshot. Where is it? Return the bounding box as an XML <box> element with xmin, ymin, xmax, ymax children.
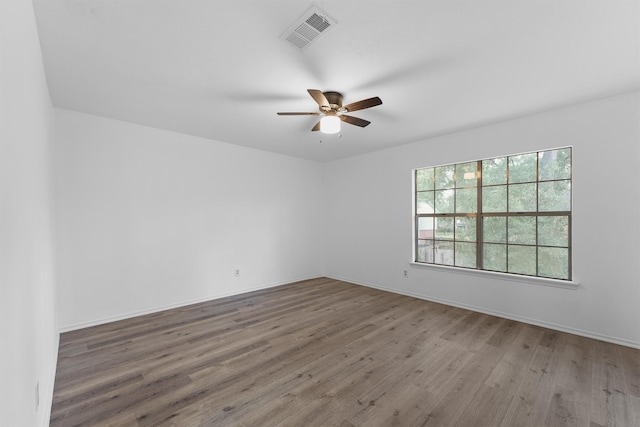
<box><xmin>2</xmin><ymin>0</ymin><xmax>639</xmax><ymax>426</ymax></box>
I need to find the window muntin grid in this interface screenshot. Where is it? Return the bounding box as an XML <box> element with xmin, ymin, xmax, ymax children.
<box><xmin>414</xmin><ymin>148</ymin><xmax>572</xmax><ymax>280</ymax></box>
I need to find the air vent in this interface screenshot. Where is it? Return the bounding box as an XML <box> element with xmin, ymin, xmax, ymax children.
<box><xmin>281</xmin><ymin>6</ymin><xmax>336</xmax><ymax>50</ymax></box>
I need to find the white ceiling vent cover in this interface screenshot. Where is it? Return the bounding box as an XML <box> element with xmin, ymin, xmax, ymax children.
<box><xmin>281</xmin><ymin>6</ymin><xmax>336</xmax><ymax>50</ymax></box>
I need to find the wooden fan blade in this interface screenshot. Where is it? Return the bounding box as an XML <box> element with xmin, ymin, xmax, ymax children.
<box><xmin>340</xmin><ymin>114</ymin><xmax>370</xmax><ymax>128</ymax></box>
<box><xmin>343</xmin><ymin>96</ymin><xmax>382</xmax><ymax>112</ymax></box>
<box><xmin>311</xmin><ymin>121</ymin><xmax>321</xmax><ymax>131</ymax></box>
<box><xmin>277</xmin><ymin>112</ymin><xmax>320</xmax><ymax>115</ymax></box>
<box><xmin>307</xmin><ymin>89</ymin><xmax>330</xmax><ymax>108</ymax></box>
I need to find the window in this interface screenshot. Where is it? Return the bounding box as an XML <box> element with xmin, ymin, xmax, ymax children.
<box><xmin>414</xmin><ymin>147</ymin><xmax>572</xmax><ymax>280</ymax></box>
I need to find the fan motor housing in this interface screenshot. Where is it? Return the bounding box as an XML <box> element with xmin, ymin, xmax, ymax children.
<box><xmin>322</xmin><ymin>91</ymin><xmax>344</xmax><ymax>111</ymax></box>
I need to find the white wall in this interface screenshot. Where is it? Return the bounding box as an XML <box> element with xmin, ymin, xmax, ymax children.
<box><xmin>55</xmin><ymin>109</ymin><xmax>324</xmax><ymax>330</ymax></box>
<box><xmin>0</xmin><ymin>0</ymin><xmax>59</xmax><ymax>425</ymax></box>
<box><xmin>324</xmin><ymin>91</ymin><xmax>640</xmax><ymax>348</ymax></box>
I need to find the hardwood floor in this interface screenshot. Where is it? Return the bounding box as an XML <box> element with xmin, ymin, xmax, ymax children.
<box><xmin>50</xmin><ymin>278</ymin><xmax>640</xmax><ymax>426</ymax></box>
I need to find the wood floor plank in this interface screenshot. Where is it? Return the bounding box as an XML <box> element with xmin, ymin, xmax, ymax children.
<box><xmin>546</xmin><ymin>334</ymin><xmax>594</xmax><ymax>426</ymax></box>
<box><xmin>50</xmin><ymin>278</ymin><xmax>640</xmax><ymax>426</ymax></box>
<box><xmin>132</xmin><ymin>290</ymin><xmax>411</xmax><ymax>425</ymax></box>
<box><xmin>484</xmin><ymin>324</ymin><xmax>545</xmax><ymax>395</ymax></box>
<box><xmin>416</xmin><ymin>342</ymin><xmax>507</xmax><ymax>426</ymax></box>
<box><xmin>590</xmin><ymin>339</ymin><xmax>640</xmax><ymax>427</ymax></box>
<box><xmin>486</xmin><ymin>318</ymin><xmax>525</xmax><ymax>348</ymax></box>
<box><xmin>196</xmin><ymin>295</ymin><xmax>428</xmax><ymax>426</ymax></box>
<box><xmin>453</xmin><ymin>384</ymin><xmax>513</xmax><ymax>427</ymax></box>
<box><xmin>499</xmin><ymin>338</ymin><xmax>570</xmax><ymax>426</ymax></box>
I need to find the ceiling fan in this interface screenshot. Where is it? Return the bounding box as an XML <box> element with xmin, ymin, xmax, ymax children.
<box><xmin>277</xmin><ymin>89</ymin><xmax>382</xmax><ymax>134</ymax></box>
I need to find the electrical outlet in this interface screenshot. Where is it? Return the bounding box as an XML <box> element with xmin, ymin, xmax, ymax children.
<box><xmin>403</xmin><ymin>270</ymin><xmax>408</xmax><ymax>278</ymax></box>
<box><xmin>234</xmin><ymin>268</ymin><xmax>240</xmax><ymax>277</ymax></box>
<box><xmin>35</xmin><ymin>381</ymin><xmax>39</xmax><ymax>412</ymax></box>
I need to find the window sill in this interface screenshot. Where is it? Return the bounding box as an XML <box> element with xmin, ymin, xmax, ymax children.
<box><xmin>409</xmin><ymin>262</ymin><xmax>580</xmax><ymax>290</ymax></box>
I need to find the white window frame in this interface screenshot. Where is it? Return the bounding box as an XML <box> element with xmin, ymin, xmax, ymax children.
<box><xmin>412</xmin><ymin>147</ymin><xmax>578</xmax><ymax>289</ymax></box>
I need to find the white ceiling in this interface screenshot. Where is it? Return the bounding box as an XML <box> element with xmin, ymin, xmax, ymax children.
<box><xmin>33</xmin><ymin>0</ymin><xmax>639</xmax><ymax>162</ymax></box>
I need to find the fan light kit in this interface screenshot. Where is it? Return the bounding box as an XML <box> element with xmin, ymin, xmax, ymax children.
<box><xmin>277</xmin><ymin>89</ymin><xmax>382</xmax><ymax>134</ymax></box>
<box><xmin>320</xmin><ymin>115</ymin><xmax>340</xmax><ymax>134</ymax></box>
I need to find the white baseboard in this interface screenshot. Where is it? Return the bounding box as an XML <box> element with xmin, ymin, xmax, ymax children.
<box><xmin>40</xmin><ymin>332</ymin><xmax>59</xmax><ymax>427</ymax></box>
<box><xmin>59</xmin><ymin>274</ymin><xmax>640</xmax><ymax>349</ymax></box>
<box><xmin>327</xmin><ymin>275</ymin><xmax>640</xmax><ymax>350</ymax></box>
<box><xmin>59</xmin><ymin>276</ymin><xmax>319</xmax><ymax>333</ymax></box>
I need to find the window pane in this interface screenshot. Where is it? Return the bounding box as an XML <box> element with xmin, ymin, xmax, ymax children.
<box><xmin>508</xmin><ymin>245</ymin><xmax>536</xmax><ymax>275</ymax></box>
<box><xmin>538</xmin><ymin>180</ymin><xmax>571</xmax><ymax>212</ymax></box>
<box><xmin>509</xmin><ymin>183</ymin><xmax>537</xmax><ymax>212</ymax></box>
<box><xmin>416</xmin><ymin>191</ymin><xmax>435</xmax><ymax>214</ymax></box>
<box><xmin>483</xmin><ymin>186</ymin><xmax>507</xmax><ymax>212</ymax></box>
<box><xmin>482</xmin><ymin>157</ymin><xmax>507</xmax><ymax>186</ymax></box>
<box><xmin>434</xmin><ymin>217</ymin><xmax>454</xmax><ymax>240</ymax></box>
<box><xmin>436</xmin><ymin>165</ymin><xmax>455</xmax><ymax>189</ymax></box>
<box><xmin>417</xmin><ymin>240</ymin><xmax>433</xmax><ymax>263</ymax></box>
<box><xmin>483</xmin><ymin>216</ymin><xmax>506</xmax><ymax>243</ymax></box>
<box><xmin>455</xmin><ymin>242</ymin><xmax>476</xmax><ymax>268</ymax></box>
<box><xmin>414</xmin><ymin>147</ymin><xmax>571</xmax><ymax>280</ymax></box>
<box><xmin>539</xmin><ymin>247</ymin><xmax>569</xmax><ymax>279</ymax></box>
<box><xmin>417</xmin><ymin>217</ymin><xmax>434</xmax><ymax>239</ymax></box>
<box><xmin>538</xmin><ymin>216</ymin><xmax>569</xmax><ymax>247</ymax></box>
<box><xmin>539</xmin><ymin>148</ymin><xmax>571</xmax><ymax>181</ymax></box>
<box><xmin>483</xmin><ymin>243</ymin><xmax>506</xmax><ymax>272</ymax></box>
<box><xmin>456</xmin><ymin>187</ymin><xmax>477</xmax><ymax>213</ymax></box>
<box><xmin>508</xmin><ymin>216</ymin><xmax>536</xmax><ymax>245</ymax></box>
<box><xmin>455</xmin><ymin>216</ymin><xmax>476</xmax><ymax>242</ymax></box>
<box><xmin>434</xmin><ymin>241</ymin><xmax>454</xmax><ymax>265</ymax></box>
<box><xmin>509</xmin><ymin>153</ymin><xmax>537</xmax><ymax>183</ymax></box>
<box><xmin>416</xmin><ymin>168</ymin><xmax>435</xmax><ymax>191</ymax></box>
<box><xmin>456</xmin><ymin>162</ymin><xmax>477</xmax><ymax>187</ymax></box>
<box><xmin>435</xmin><ymin>189</ymin><xmax>455</xmax><ymax>213</ymax></box>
